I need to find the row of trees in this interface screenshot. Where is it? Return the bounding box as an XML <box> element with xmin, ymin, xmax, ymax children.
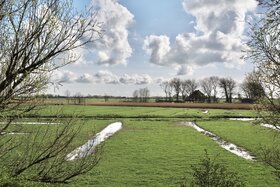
<box><xmin>132</xmin><ymin>87</ymin><xmax>150</xmax><ymax>102</ymax></box>
<box><xmin>159</xmin><ymin>73</ymin><xmax>266</xmax><ymax>103</ymax></box>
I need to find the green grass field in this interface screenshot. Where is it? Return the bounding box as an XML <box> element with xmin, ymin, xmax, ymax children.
<box><xmin>1</xmin><ymin>105</ymin><xmax>279</xmax><ymax>186</ymax></box>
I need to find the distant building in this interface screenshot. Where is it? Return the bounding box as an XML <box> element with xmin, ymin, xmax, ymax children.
<box><xmin>241</xmin><ymin>98</ymin><xmax>254</xmax><ymax>103</ymax></box>
<box><xmin>186</xmin><ymin>90</ymin><xmax>207</xmax><ymax>103</ymax></box>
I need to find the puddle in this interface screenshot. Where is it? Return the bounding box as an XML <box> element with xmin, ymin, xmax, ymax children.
<box><xmin>183</xmin><ymin>122</ymin><xmax>255</xmax><ymax>161</ymax></box>
<box><xmin>66</xmin><ymin>122</ymin><xmax>122</xmax><ymax>161</ymax></box>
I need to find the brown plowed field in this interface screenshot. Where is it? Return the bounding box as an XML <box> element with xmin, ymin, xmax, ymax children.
<box><xmin>87</xmin><ymin>102</ymin><xmax>254</xmax><ymax>110</ymax></box>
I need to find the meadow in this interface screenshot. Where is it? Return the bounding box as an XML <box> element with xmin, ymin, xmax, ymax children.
<box><xmin>1</xmin><ymin>105</ymin><xmax>279</xmax><ymax>187</ymax></box>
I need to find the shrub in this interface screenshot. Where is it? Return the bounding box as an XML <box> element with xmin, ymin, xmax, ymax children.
<box><xmin>181</xmin><ymin>150</ymin><xmax>245</xmax><ymax>187</ymax></box>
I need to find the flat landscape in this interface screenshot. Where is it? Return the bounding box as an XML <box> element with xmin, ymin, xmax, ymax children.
<box><xmin>3</xmin><ymin>104</ymin><xmax>279</xmax><ymax>186</ymax></box>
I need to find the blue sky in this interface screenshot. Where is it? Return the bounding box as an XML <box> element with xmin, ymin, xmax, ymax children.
<box><xmin>50</xmin><ymin>0</ymin><xmax>259</xmax><ymax>97</ymax></box>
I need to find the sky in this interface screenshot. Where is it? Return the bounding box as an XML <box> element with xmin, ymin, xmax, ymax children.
<box><xmin>48</xmin><ymin>0</ymin><xmax>260</xmax><ymax>97</ymax></box>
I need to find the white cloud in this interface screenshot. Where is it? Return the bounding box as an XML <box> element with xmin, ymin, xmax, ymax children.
<box><xmin>76</xmin><ymin>73</ymin><xmax>94</xmax><ymax>83</ymax></box>
<box><xmin>177</xmin><ymin>65</ymin><xmax>194</xmax><ymax>76</ymax></box>
<box><xmin>119</xmin><ymin>74</ymin><xmax>152</xmax><ymax>85</ymax></box>
<box><xmin>52</xmin><ymin>70</ymin><xmax>153</xmax><ymax>85</ymax></box>
<box><xmin>90</xmin><ymin>0</ymin><xmax>134</xmax><ymax>65</ymax></box>
<box><xmin>94</xmin><ymin>70</ymin><xmax>119</xmax><ymax>84</ymax></box>
<box><xmin>143</xmin><ymin>35</ymin><xmax>170</xmax><ymax>65</ymax></box>
<box><xmin>143</xmin><ymin>0</ymin><xmax>258</xmax><ymax>75</ymax></box>
<box><xmin>52</xmin><ymin>70</ymin><xmax>78</xmax><ymax>83</ymax></box>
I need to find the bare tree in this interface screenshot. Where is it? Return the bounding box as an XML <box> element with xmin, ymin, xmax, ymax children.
<box><xmin>0</xmin><ymin>0</ymin><xmax>101</xmax><ymax>112</ymax></box>
<box><xmin>160</xmin><ymin>81</ymin><xmax>169</xmax><ymax>101</ymax></box>
<box><xmin>210</xmin><ymin>76</ymin><xmax>219</xmax><ymax>102</ymax></box>
<box><xmin>219</xmin><ymin>78</ymin><xmax>236</xmax><ymax>103</ymax></box>
<box><xmin>132</xmin><ymin>89</ymin><xmax>139</xmax><ymax>102</ymax></box>
<box><xmin>247</xmin><ymin>0</ymin><xmax>280</xmax><ymax>129</ymax></box>
<box><xmin>140</xmin><ymin>87</ymin><xmax>150</xmax><ymax>102</ymax></box>
<box><xmin>65</xmin><ymin>90</ymin><xmax>71</xmax><ymax>104</ymax></box>
<box><xmin>200</xmin><ymin>78</ymin><xmax>212</xmax><ymax>103</ymax></box>
<box><xmin>201</xmin><ymin>76</ymin><xmax>220</xmax><ymax>103</ymax></box>
<box><xmin>181</xmin><ymin>80</ymin><xmax>188</xmax><ymax>101</ymax></box>
<box><xmin>0</xmin><ymin>0</ymin><xmax>102</xmax><ymax>184</ymax></box>
<box><xmin>241</xmin><ymin>71</ymin><xmax>266</xmax><ymax>101</ymax></box>
<box><xmin>185</xmin><ymin>79</ymin><xmax>198</xmax><ymax>97</ymax></box>
<box><xmin>171</xmin><ymin>78</ymin><xmax>181</xmax><ymax>102</ymax></box>
<box><xmin>132</xmin><ymin>88</ymin><xmax>150</xmax><ymax>103</ymax></box>
<box><xmin>167</xmin><ymin>81</ymin><xmax>173</xmax><ymax>102</ymax></box>
<box><xmin>247</xmin><ymin>1</ymin><xmax>280</xmax><ymax>178</ymax></box>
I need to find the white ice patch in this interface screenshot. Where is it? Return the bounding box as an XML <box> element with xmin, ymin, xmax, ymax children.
<box><xmin>0</xmin><ymin>122</ymin><xmax>61</xmax><ymax>125</ymax></box>
<box><xmin>229</xmin><ymin>118</ymin><xmax>256</xmax><ymax>121</ymax></box>
<box><xmin>202</xmin><ymin>110</ymin><xmax>208</xmax><ymax>114</ymax></box>
<box><xmin>183</xmin><ymin>122</ymin><xmax>255</xmax><ymax>161</ymax></box>
<box><xmin>0</xmin><ymin>132</ymin><xmax>29</xmax><ymax>135</ymax></box>
<box><xmin>66</xmin><ymin>122</ymin><xmax>122</xmax><ymax>161</ymax></box>
<box><xmin>228</xmin><ymin>119</ymin><xmax>279</xmax><ymax>131</ymax></box>
<box><xmin>260</xmin><ymin>124</ymin><xmax>280</xmax><ymax>131</ymax></box>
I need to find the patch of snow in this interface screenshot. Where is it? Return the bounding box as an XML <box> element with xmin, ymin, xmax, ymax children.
<box><xmin>0</xmin><ymin>122</ymin><xmax>61</xmax><ymax>125</ymax></box>
<box><xmin>260</xmin><ymin>124</ymin><xmax>280</xmax><ymax>131</ymax></box>
<box><xmin>183</xmin><ymin>122</ymin><xmax>255</xmax><ymax>161</ymax></box>
<box><xmin>202</xmin><ymin>110</ymin><xmax>208</xmax><ymax>114</ymax></box>
<box><xmin>1</xmin><ymin>132</ymin><xmax>29</xmax><ymax>135</ymax></box>
<box><xmin>66</xmin><ymin>122</ymin><xmax>122</xmax><ymax>161</ymax></box>
<box><xmin>229</xmin><ymin>118</ymin><xmax>256</xmax><ymax>121</ymax></box>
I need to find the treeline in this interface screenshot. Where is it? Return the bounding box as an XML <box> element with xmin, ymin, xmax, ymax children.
<box><xmin>158</xmin><ymin>72</ymin><xmax>266</xmax><ymax>103</ymax></box>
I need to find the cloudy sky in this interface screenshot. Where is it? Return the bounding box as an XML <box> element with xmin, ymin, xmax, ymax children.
<box><xmin>49</xmin><ymin>0</ymin><xmax>259</xmax><ymax>97</ymax></box>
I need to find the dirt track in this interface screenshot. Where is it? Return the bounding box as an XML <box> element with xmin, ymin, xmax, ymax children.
<box><xmin>87</xmin><ymin>102</ymin><xmax>254</xmax><ymax>110</ymax></box>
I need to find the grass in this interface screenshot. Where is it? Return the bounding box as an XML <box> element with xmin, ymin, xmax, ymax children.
<box><xmin>69</xmin><ymin>119</ymin><xmax>279</xmax><ymax>187</ymax></box>
<box><xmin>22</xmin><ymin>105</ymin><xmax>257</xmax><ymax>119</ymax></box>
<box><xmin>197</xmin><ymin>120</ymin><xmax>279</xmax><ymax>158</ymax></box>
<box><xmin>1</xmin><ymin>105</ymin><xmax>279</xmax><ymax>186</ymax></box>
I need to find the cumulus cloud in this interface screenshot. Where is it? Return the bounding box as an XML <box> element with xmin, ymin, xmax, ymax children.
<box><xmin>94</xmin><ymin>70</ymin><xmax>119</xmax><ymax>84</ymax></box>
<box><xmin>143</xmin><ymin>35</ymin><xmax>170</xmax><ymax>65</ymax></box>
<box><xmin>119</xmin><ymin>74</ymin><xmax>152</xmax><ymax>85</ymax></box>
<box><xmin>76</xmin><ymin>73</ymin><xmax>94</xmax><ymax>83</ymax></box>
<box><xmin>52</xmin><ymin>70</ymin><xmax>153</xmax><ymax>85</ymax></box>
<box><xmin>90</xmin><ymin>0</ymin><xmax>134</xmax><ymax>65</ymax></box>
<box><xmin>143</xmin><ymin>0</ymin><xmax>258</xmax><ymax>75</ymax></box>
<box><xmin>177</xmin><ymin>65</ymin><xmax>194</xmax><ymax>76</ymax></box>
<box><xmin>52</xmin><ymin>70</ymin><xmax>78</xmax><ymax>83</ymax></box>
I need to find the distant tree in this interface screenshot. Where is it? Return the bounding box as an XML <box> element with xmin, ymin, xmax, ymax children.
<box><xmin>133</xmin><ymin>88</ymin><xmax>150</xmax><ymax>102</ymax></box>
<box><xmin>219</xmin><ymin>78</ymin><xmax>236</xmax><ymax>103</ymax></box>
<box><xmin>160</xmin><ymin>81</ymin><xmax>169</xmax><ymax>101</ymax></box>
<box><xmin>141</xmin><ymin>87</ymin><xmax>150</xmax><ymax>102</ymax></box>
<box><xmin>241</xmin><ymin>71</ymin><xmax>266</xmax><ymax>100</ymax></box>
<box><xmin>132</xmin><ymin>90</ymin><xmax>139</xmax><ymax>102</ymax></box>
<box><xmin>167</xmin><ymin>82</ymin><xmax>174</xmax><ymax>102</ymax></box>
<box><xmin>209</xmin><ymin>76</ymin><xmax>220</xmax><ymax>102</ymax></box>
<box><xmin>160</xmin><ymin>81</ymin><xmax>170</xmax><ymax>102</ymax></box>
<box><xmin>65</xmin><ymin>90</ymin><xmax>71</xmax><ymax>104</ymax></box>
<box><xmin>201</xmin><ymin>76</ymin><xmax>220</xmax><ymax>103</ymax></box>
<box><xmin>180</xmin><ymin>80</ymin><xmax>188</xmax><ymax>101</ymax></box>
<box><xmin>104</xmin><ymin>94</ymin><xmax>109</xmax><ymax>102</ymax></box>
<box><xmin>171</xmin><ymin>78</ymin><xmax>181</xmax><ymax>102</ymax></box>
<box><xmin>200</xmin><ymin>78</ymin><xmax>212</xmax><ymax>103</ymax></box>
<box><xmin>186</xmin><ymin>79</ymin><xmax>199</xmax><ymax>97</ymax></box>
<box><xmin>74</xmin><ymin>92</ymin><xmax>85</xmax><ymax>105</ymax></box>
